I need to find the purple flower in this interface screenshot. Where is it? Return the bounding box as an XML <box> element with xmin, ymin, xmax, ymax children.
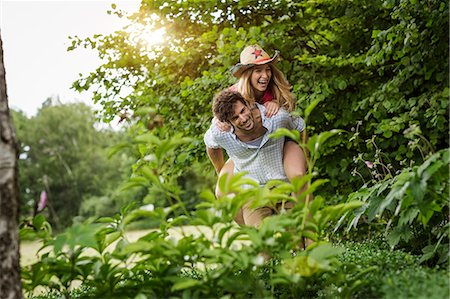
<box><xmin>365</xmin><ymin>161</ymin><xmax>374</xmax><ymax>169</ymax></box>
<box><xmin>37</xmin><ymin>191</ymin><xmax>47</xmax><ymax>212</ymax></box>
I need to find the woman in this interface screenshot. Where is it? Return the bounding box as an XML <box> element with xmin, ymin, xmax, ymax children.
<box><xmin>231</xmin><ymin>44</ymin><xmax>295</xmax><ymax>115</ymax></box>
<box><xmin>214</xmin><ymin>44</ymin><xmax>307</xmax><ymax>198</ymax></box>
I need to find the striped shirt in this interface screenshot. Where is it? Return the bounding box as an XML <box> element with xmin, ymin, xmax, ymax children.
<box><xmin>204</xmin><ymin>104</ymin><xmax>305</xmax><ymax>187</ymax></box>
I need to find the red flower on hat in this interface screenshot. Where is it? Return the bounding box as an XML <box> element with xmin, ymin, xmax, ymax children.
<box><xmin>252</xmin><ymin>49</ymin><xmax>262</xmax><ymax>59</ymax></box>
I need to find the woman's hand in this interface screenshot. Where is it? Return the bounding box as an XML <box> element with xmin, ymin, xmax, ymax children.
<box><xmin>264</xmin><ymin>101</ymin><xmax>280</xmax><ymax>117</ymax></box>
<box><xmin>213</xmin><ymin>116</ymin><xmax>231</xmax><ymax>132</ymax></box>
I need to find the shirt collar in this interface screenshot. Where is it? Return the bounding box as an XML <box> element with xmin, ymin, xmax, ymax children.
<box><xmin>256</xmin><ymin>103</ymin><xmax>272</xmax><ymax>130</ymax></box>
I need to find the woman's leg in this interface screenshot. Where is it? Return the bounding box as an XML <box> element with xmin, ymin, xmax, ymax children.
<box><xmin>283</xmin><ymin>140</ymin><xmax>313</xmax><ymax>249</ymax></box>
<box><xmin>215</xmin><ymin>159</ymin><xmax>234</xmax><ymax>197</ymax></box>
<box><xmin>242</xmin><ymin>204</ymin><xmax>274</xmax><ymax>227</ymax></box>
<box><xmin>283</xmin><ymin>140</ymin><xmax>307</xmax><ymax>182</ymax></box>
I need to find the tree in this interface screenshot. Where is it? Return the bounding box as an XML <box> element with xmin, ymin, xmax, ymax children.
<box><xmin>0</xmin><ymin>34</ymin><xmax>23</xmax><ymax>298</ymax></box>
<box><xmin>13</xmin><ymin>102</ymin><xmax>133</xmax><ymax>231</ymax></box>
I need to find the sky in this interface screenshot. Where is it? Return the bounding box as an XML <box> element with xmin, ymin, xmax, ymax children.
<box><xmin>0</xmin><ymin>0</ymin><xmax>140</xmax><ymax>117</ymax></box>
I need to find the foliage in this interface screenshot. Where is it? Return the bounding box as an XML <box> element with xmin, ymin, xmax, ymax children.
<box><xmin>12</xmin><ymin>101</ymin><xmax>133</xmax><ymax>230</ymax></box>
<box><xmin>22</xmin><ymin>185</ymin><xmax>363</xmax><ymax>298</ymax></box>
<box><xmin>21</xmin><ymin>128</ymin><xmax>367</xmax><ymax>298</ymax></box>
<box><xmin>20</xmin><ymin>0</ymin><xmax>449</xmax><ymax>297</ymax></box>
<box><xmin>318</xmin><ymin>239</ymin><xmax>450</xmax><ymax>299</ymax></box>
<box><xmin>19</xmin><ymin>214</ymin><xmax>52</xmax><ymax>242</ymax></box>
<box><xmin>23</xmin><ymin>206</ymin><xmax>449</xmax><ymax>299</ymax></box>
<box><xmin>341</xmin><ymin>148</ymin><xmax>449</xmax><ymax>266</ymax></box>
<box><xmin>293</xmin><ymin>0</ymin><xmax>449</xmax><ymax>194</ymax></box>
<box><xmin>70</xmin><ymin>0</ymin><xmax>448</xmax><ymax>197</ymax></box>
<box><xmin>76</xmin><ymin>187</ymin><xmax>144</xmax><ymax>226</ymax></box>
<box><xmin>106</xmin><ymin>112</ymin><xmax>216</xmax><ymax>214</ymax></box>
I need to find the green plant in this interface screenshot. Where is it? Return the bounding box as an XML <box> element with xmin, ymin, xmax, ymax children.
<box><xmin>20</xmin><ymin>2</ymin><xmax>449</xmax><ymax>296</ymax></box>
<box><xmin>19</xmin><ymin>214</ymin><xmax>52</xmax><ymax>241</ymax></box>
<box><xmin>12</xmin><ymin>103</ymin><xmax>133</xmax><ymax>231</ymax></box>
<box><xmin>21</xmin><ymin>126</ymin><xmax>367</xmax><ymax>298</ymax></box>
<box><xmin>70</xmin><ymin>0</ymin><xmax>448</xmax><ymax>197</ymax></box>
<box><xmin>341</xmin><ymin>148</ymin><xmax>449</xmax><ymax>265</ymax></box>
<box><xmin>319</xmin><ymin>239</ymin><xmax>450</xmax><ymax>299</ymax></box>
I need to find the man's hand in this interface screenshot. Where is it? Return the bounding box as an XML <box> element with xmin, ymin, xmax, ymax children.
<box><xmin>263</xmin><ymin>101</ymin><xmax>280</xmax><ymax>117</ymax></box>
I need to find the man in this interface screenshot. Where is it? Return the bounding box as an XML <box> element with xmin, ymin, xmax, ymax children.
<box><xmin>204</xmin><ymin>89</ymin><xmax>306</xmax><ymax>227</ymax></box>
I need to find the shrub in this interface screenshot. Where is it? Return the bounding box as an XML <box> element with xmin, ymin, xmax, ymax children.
<box><xmin>319</xmin><ymin>239</ymin><xmax>450</xmax><ymax>299</ymax></box>
<box><xmin>22</xmin><ymin>129</ymin><xmax>366</xmax><ymax>298</ymax></box>
<box><xmin>341</xmin><ymin>149</ymin><xmax>449</xmax><ymax>266</ymax></box>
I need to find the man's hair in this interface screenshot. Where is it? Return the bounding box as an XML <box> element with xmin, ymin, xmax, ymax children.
<box><xmin>213</xmin><ymin>89</ymin><xmax>248</xmax><ymax>122</ymax></box>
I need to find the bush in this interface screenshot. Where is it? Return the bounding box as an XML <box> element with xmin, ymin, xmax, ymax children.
<box><xmin>342</xmin><ymin>149</ymin><xmax>449</xmax><ymax>266</ymax></box>
<box><xmin>320</xmin><ymin>239</ymin><xmax>449</xmax><ymax>299</ymax></box>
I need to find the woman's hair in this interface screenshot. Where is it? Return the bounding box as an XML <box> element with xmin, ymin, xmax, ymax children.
<box><xmin>237</xmin><ymin>64</ymin><xmax>295</xmax><ymax>112</ymax></box>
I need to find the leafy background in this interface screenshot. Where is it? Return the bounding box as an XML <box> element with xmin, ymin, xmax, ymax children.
<box><xmin>70</xmin><ymin>0</ymin><xmax>448</xmax><ymax>194</ymax></box>
<box><xmin>13</xmin><ymin>0</ymin><xmax>448</xmax><ymax>298</ymax></box>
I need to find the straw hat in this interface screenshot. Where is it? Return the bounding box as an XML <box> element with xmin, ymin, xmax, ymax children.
<box><xmin>230</xmin><ymin>44</ymin><xmax>280</xmax><ymax>78</ymax></box>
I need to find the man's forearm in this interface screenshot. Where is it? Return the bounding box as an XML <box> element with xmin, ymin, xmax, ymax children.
<box><xmin>206</xmin><ymin>147</ymin><xmax>225</xmax><ymax>175</ymax></box>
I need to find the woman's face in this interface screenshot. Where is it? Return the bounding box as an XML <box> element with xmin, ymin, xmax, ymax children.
<box><xmin>250</xmin><ymin>64</ymin><xmax>272</xmax><ymax>93</ymax></box>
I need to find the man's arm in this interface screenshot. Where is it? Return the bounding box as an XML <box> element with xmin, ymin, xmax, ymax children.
<box><xmin>206</xmin><ymin>147</ymin><xmax>225</xmax><ymax>175</ymax></box>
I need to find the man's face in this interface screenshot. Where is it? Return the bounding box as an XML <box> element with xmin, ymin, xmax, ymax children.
<box><xmin>251</xmin><ymin>64</ymin><xmax>272</xmax><ymax>93</ymax></box>
<box><xmin>228</xmin><ymin>101</ymin><xmax>255</xmax><ymax>132</ymax></box>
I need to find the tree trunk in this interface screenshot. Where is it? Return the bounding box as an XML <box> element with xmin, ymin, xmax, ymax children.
<box><xmin>0</xmin><ymin>33</ymin><xmax>23</xmax><ymax>298</ymax></box>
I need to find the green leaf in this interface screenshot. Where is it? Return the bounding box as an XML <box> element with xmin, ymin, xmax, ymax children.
<box><xmin>309</xmin><ymin>195</ymin><xmax>324</xmax><ymax>215</ymax></box>
<box><xmin>367</xmin><ymin>196</ymin><xmax>384</xmax><ymax>221</ymax></box>
<box><xmin>376</xmin><ymin>180</ymin><xmax>410</xmax><ymax>216</ymax></box>
<box><xmin>105</xmin><ymin>231</ymin><xmax>122</xmax><ymax>248</ymax></box>
<box><xmin>96</xmin><ymin>217</ymin><xmax>115</xmax><ymax>224</ymax></box>
<box><xmin>297</xmin><ymin>179</ymin><xmax>329</xmax><ymax>201</ymax></box>
<box><xmin>346</xmin><ymin>204</ymin><xmax>368</xmax><ymax>231</ymax></box>
<box><xmin>134</xmin><ymin>133</ymin><xmax>160</xmax><ymax>144</ymax></box>
<box><xmin>119</xmin><ymin>240</ymin><xmax>153</xmax><ymax>255</ymax></box>
<box><xmin>171</xmin><ymin>278</ymin><xmax>203</xmax><ymax>291</ymax></box>
<box><xmin>53</xmin><ymin>223</ymin><xmax>101</xmax><ymax>252</ymax></box>
<box><xmin>304</xmin><ymin>98</ymin><xmax>322</xmax><ymax>120</ymax></box>
<box><xmin>140</xmin><ymin>165</ymin><xmax>157</xmax><ymax>181</ymax></box>
<box><xmin>226</xmin><ymin>230</ymin><xmax>248</xmax><ymax>248</ymax></box>
<box><xmin>307</xmin><ymin>129</ymin><xmax>344</xmax><ymax>159</ymax></box>
<box><xmin>121</xmin><ymin>176</ymin><xmax>150</xmax><ymax>190</ymax></box>
<box><xmin>32</xmin><ymin>214</ymin><xmax>46</xmax><ymax>230</ymax></box>
<box><xmin>282</xmin><ymin>255</ymin><xmax>321</xmax><ymax>277</ymax></box>
<box><xmin>309</xmin><ymin>243</ymin><xmax>344</xmax><ymax>260</ymax></box>
<box><xmin>107</xmin><ymin>142</ymin><xmax>130</xmax><ymax>158</ymax></box>
<box><xmin>218</xmin><ymin>225</ymin><xmax>233</xmax><ymax>245</ymax></box>
<box><xmin>386</xmin><ymin>225</ymin><xmax>412</xmax><ymax>248</ymax></box>
<box><xmin>319</xmin><ymin>201</ymin><xmax>365</xmax><ymax>229</ymax></box>
<box><xmin>269</xmin><ymin>128</ymin><xmax>301</xmax><ymax>143</ymax></box>
<box><xmin>419</xmin><ymin>244</ymin><xmax>437</xmax><ymax>263</ymax></box>
<box><xmin>398</xmin><ymin>208</ymin><xmax>420</xmax><ymax>226</ymax></box>
<box><xmin>337</xmin><ymin>78</ymin><xmax>347</xmax><ymax>90</ymax></box>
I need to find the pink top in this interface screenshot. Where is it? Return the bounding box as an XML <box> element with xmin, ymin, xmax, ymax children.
<box><xmin>228</xmin><ymin>84</ymin><xmax>274</xmax><ymax>104</ymax></box>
